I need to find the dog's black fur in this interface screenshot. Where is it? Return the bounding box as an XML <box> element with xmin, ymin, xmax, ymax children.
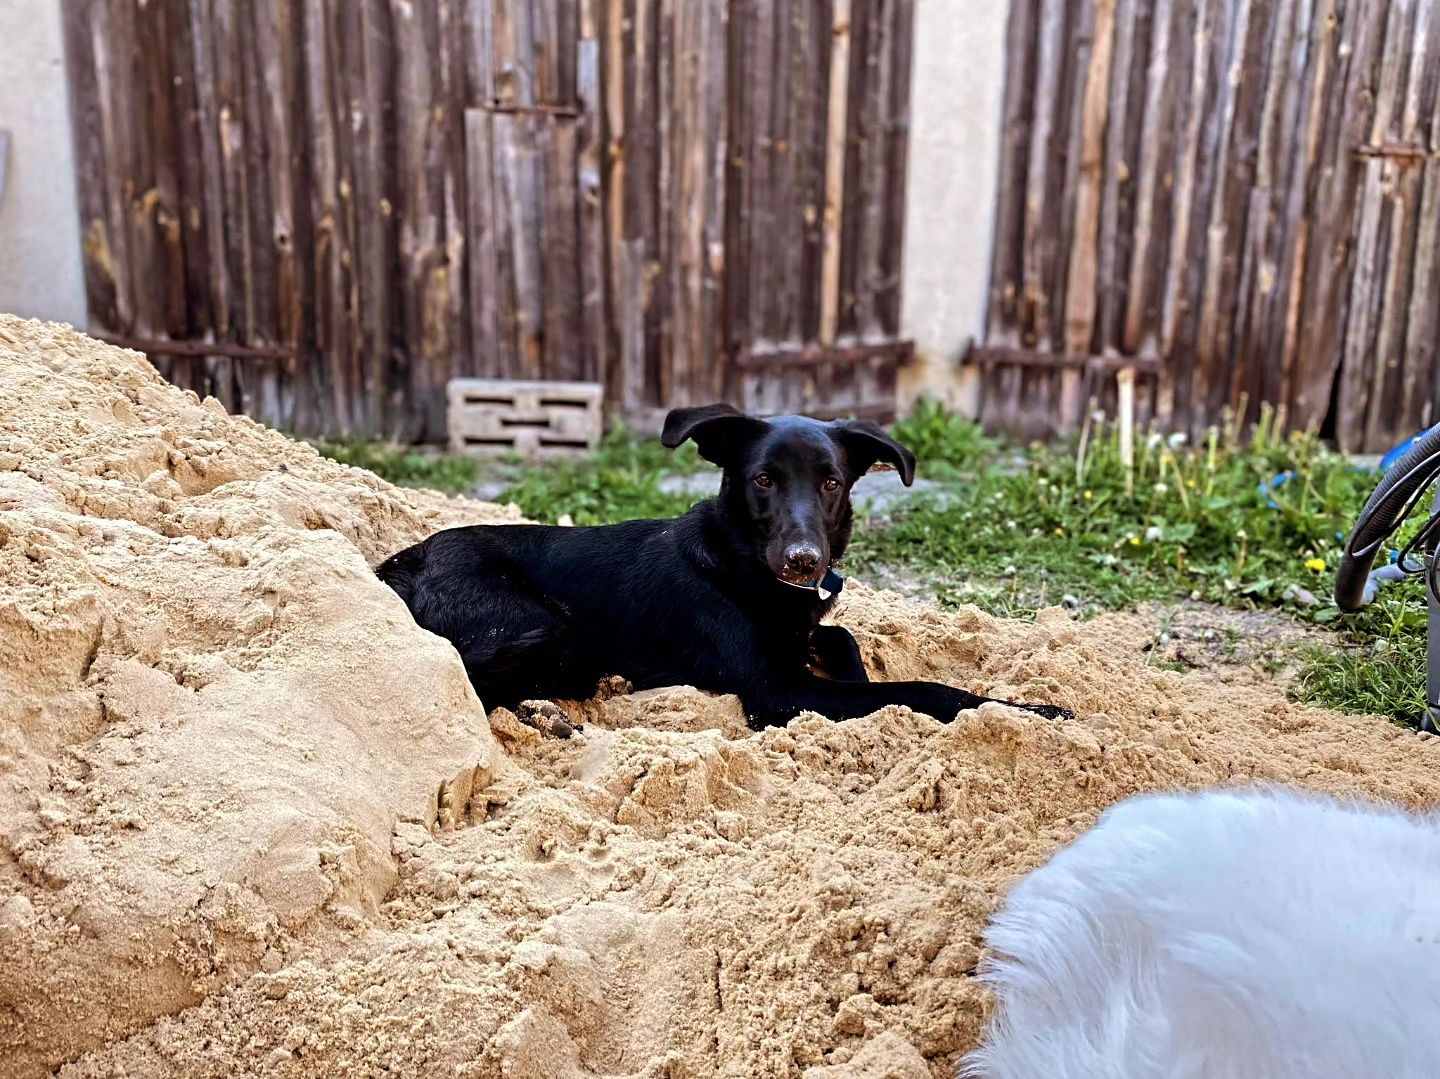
<box><xmin>377</xmin><ymin>404</ymin><xmax>1071</xmax><ymax>727</ymax></box>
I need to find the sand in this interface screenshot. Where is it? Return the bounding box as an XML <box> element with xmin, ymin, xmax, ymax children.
<box><xmin>2</xmin><ymin>315</ymin><xmax>1438</xmax><ymax>1078</ymax></box>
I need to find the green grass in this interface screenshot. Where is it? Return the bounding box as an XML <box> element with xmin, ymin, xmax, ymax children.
<box><xmin>316</xmin><ymin>404</ymin><xmax>1432</xmax><ymax>726</ymax></box>
<box><xmin>311</xmin><ymin>437</ymin><xmax>483</xmax><ymax>494</ymax></box>
<box><xmin>498</xmin><ymin>425</ymin><xmax>704</xmax><ymax>524</ymax></box>
<box><xmin>863</xmin><ymin>403</ymin><xmax>1427</xmax><ymax>724</ymax></box>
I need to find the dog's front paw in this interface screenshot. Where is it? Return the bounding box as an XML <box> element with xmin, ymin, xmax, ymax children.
<box><xmin>1024</xmin><ymin>703</ymin><xmax>1074</xmax><ymax>722</ymax></box>
<box><xmin>516</xmin><ymin>699</ymin><xmax>578</xmax><ymax>738</ymax></box>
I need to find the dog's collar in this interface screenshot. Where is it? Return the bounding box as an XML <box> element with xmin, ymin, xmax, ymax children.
<box><xmin>779</xmin><ymin>567</ymin><xmax>844</xmax><ymax>601</ymax></box>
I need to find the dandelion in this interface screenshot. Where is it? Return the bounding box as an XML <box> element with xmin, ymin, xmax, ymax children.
<box><xmin>1305</xmin><ymin>557</ymin><xmax>1326</xmax><ymax>573</ymax></box>
<box><xmin>1054</xmin><ymin>527</ymin><xmax>1065</xmax><ymax>538</ymax></box>
<box><xmin>1083</xmin><ymin>490</ymin><xmax>1094</xmax><ymax>501</ymax></box>
<box><xmin>1154</xmin><ymin>482</ymin><xmax>1168</xmax><ymax>494</ymax></box>
<box><xmin>1129</xmin><ymin>535</ymin><xmax>1142</xmax><ymax>547</ymax></box>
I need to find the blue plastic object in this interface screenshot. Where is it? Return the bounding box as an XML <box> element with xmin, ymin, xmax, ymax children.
<box><xmin>1381</xmin><ymin>428</ymin><xmax>1439</xmax><ymax>473</ymax></box>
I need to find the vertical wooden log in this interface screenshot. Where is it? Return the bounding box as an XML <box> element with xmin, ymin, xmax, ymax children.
<box><xmin>61</xmin><ymin>0</ymin><xmax>120</xmax><ymax>332</ymax></box>
<box><xmin>1095</xmin><ymin>0</ymin><xmax>1138</xmax><ymax>353</ymax></box>
<box><xmin>577</xmin><ymin>0</ymin><xmax>608</xmax><ymax>384</ymax></box>
<box><xmin>463</xmin><ymin>0</ymin><xmax>495</xmax><ymax>104</ymax></box>
<box><xmin>544</xmin><ymin>119</ymin><xmax>584</xmax><ymax>380</ymax></box>
<box><xmin>701</xmin><ymin>0</ymin><xmax>728</xmax><ymax>402</ymax></box>
<box><xmin>744</xmin><ymin>0</ymin><xmax>777</xmax><ymax>355</ymax></box>
<box><xmin>1121</xmin><ymin>0</ymin><xmax>1175</xmax><ymax>355</ymax></box>
<box><xmin>1400</xmin><ymin>30</ymin><xmax>1440</xmax><ymax>435</ymax></box>
<box><xmin>987</xmin><ymin>0</ymin><xmax>1038</xmax><ymax>347</ymax></box>
<box><xmin>465</xmin><ymin>108</ymin><xmax>500</xmax><ymax>377</ymax></box>
<box><xmin>300</xmin><ymin>2</ymin><xmax>351</xmax><ymax>437</ymax></box>
<box><xmin>1335</xmin><ymin>0</ymin><xmax>1405</xmax><ymax>450</ymax></box>
<box><xmin>722</xmin><ymin>0</ymin><xmax>753</xmax><ymax>395</ymax></box>
<box><xmin>250</xmin><ymin>0</ymin><xmax>302</xmax><ymax>428</ymax></box>
<box><xmin>1192</xmin><ymin>0</ymin><xmax>1265</xmax><ymax>429</ymax></box>
<box><xmin>877</xmin><ymin>0</ymin><xmax>915</xmax><ymax>337</ymax></box>
<box><xmin>1157</xmin><ymin>0</ymin><xmax>1217</xmax><ymax>429</ymax></box>
<box><xmin>1235</xmin><ymin>0</ymin><xmax>1301</xmax><ymax>417</ymax></box>
<box><xmin>603</xmin><ymin>0</ymin><xmax>630</xmax><ymax>409</ymax></box>
<box><xmin>494</xmin><ymin>0</ymin><xmax>537</xmax><ymax>107</ymax></box>
<box><xmin>1275</xmin><ymin>0</ymin><xmax>1333</xmax><ymax>417</ymax></box>
<box><xmin>851</xmin><ymin>0</ymin><xmax>893</xmax><ymax>341</ymax></box>
<box><xmin>818</xmin><ymin>0</ymin><xmax>852</xmax><ymax>345</ymax></box>
<box><xmin>1290</xmin><ymin>0</ymin><xmax>1384</xmax><ymax>435</ymax></box>
<box><xmin>1364</xmin><ymin>0</ymin><xmax>1428</xmax><ymax>449</ymax></box>
<box><xmin>1061</xmin><ymin>0</ymin><xmax>1117</xmax><ymax>429</ymax></box>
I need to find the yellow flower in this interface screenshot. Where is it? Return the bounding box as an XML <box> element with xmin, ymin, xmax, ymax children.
<box><xmin>1304</xmin><ymin>557</ymin><xmax>1326</xmax><ymax>573</ymax></box>
<box><xmin>1083</xmin><ymin>490</ymin><xmax>1093</xmax><ymax>500</ymax></box>
<box><xmin>1053</xmin><ymin>527</ymin><xmax>1065</xmax><ymax>537</ymax></box>
<box><xmin>1129</xmin><ymin>536</ymin><xmax>1142</xmax><ymax>547</ymax></box>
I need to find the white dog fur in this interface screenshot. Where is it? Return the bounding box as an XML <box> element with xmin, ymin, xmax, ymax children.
<box><xmin>962</xmin><ymin>787</ymin><xmax>1440</xmax><ymax>1079</ymax></box>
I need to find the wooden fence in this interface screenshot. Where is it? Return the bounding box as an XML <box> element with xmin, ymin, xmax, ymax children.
<box><xmin>979</xmin><ymin>0</ymin><xmax>1440</xmax><ymax>453</ymax></box>
<box><xmin>61</xmin><ymin>0</ymin><xmax>915</xmax><ymax>441</ymax></box>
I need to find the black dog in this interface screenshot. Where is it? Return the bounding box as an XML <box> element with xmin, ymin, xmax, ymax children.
<box><xmin>377</xmin><ymin>404</ymin><xmax>1071</xmax><ymax>728</ymax></box>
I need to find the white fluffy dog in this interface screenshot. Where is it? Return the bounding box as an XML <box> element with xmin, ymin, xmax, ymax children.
<box><xmin>962</xmin><ymin>788</ymin><xmax>1440</xmax><ymax>1079</ymax></box>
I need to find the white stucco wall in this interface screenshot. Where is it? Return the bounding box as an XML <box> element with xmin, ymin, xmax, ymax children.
<box><xmin>0</xmin><ymin>2</ymin><xmax>87</xmax><ymax>328</ymax></box>
<box><xmin>898</xmin><ymin>0</ymin><xmax>1009</xmax><ymax>415</ymax></box>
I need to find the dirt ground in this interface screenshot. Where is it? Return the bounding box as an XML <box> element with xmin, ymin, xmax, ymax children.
<box><xmin>4</xmin><ymin>316</ymin><xmax>1439</xmax><ymax>1079</ymax></box>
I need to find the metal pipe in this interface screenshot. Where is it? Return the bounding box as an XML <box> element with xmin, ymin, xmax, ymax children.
<box><xmin>1429</xmin><ymin>485</ymin><xmax>1440</xmax><ymax>733</ymax></box>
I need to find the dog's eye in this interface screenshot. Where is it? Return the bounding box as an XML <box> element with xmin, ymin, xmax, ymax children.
<box><xmin>821</xmin><ymin>477</ymin><xmax>841</xmax><ymax>493</ymax></box>
<box><xmin>753</xmin><ymin>473</ymin><xmax>773</xmax><ymax>489</ymax></box>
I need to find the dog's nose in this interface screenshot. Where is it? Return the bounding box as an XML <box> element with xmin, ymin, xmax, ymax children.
<box><xmin>783</xmin><ymin>544</ymin><xmax>822</xmax><ymax>577</ymax></box>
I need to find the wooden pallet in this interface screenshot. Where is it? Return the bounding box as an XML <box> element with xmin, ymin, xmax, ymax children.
<box><xmin>447</xmin><ymin>378</ymin><xmax>604</xmax><ymax>458</ymax></box>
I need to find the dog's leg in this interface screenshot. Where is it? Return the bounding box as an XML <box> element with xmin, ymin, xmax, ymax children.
<box><xmin>745</xmin><ymin>673</ymin><xmax>1071</xmax><ymax>728</ymax></box>
<box><xmin>809</xmin><ymin>625</ymin><xmax>869</xmax><ymax>682</ymax></box>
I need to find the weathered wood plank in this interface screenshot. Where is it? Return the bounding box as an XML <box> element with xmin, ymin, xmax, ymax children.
<box><xmin>544</xmin><ymin>118</ymin><xmax>584</xmax><ymax>381</ymax></box>
<box><xmin>988</xmin><ymin>0</ymin><xmax>1039</xmax><ymax>348</ymax></box>
<box><xmin>818</xmin><ymin>0</ymin><xmax>853</xmax><ymax>345</ymax></box>
<box><xmin>1095</xmin><ymin>0</ymin><xmax>1139</xmax><ymax>352</ymax></box>
<box><xmin>1061</xmin><ymin>0</ymin><xmax>1117</xmax><ymax>424</ymax></box>
<box><xmin>1364</xmin><ymin>0</ymin><xmax>1429</xmax><ymax>448</ymax></box>
<box><xmin>1121</xmin><ymin>0</ymin><xmax>1177</xmax><ymax>355</ymax></box>
<box><xmin>1291</xmin><ymin>0</ymin><xmax>1385</xmax><ymax>436</ymax></box>
<box><xmin>576</xmin><ymin>0</ymin><xmax>607</xmax><ymax>385</ymax></box>
<box><xmin>1400</xmin><ymin>17</ymin><xmax>1440</xmax><ymax>435</ymax></box>
<box><xmin>465</xmin><ymin>108</ymin><xmax>500</xmax><ymax>378</ymax></box>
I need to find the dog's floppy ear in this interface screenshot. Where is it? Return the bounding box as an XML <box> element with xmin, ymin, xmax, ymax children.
<box><xmin>661</xmin><ymin>404</ymin><xmax>768</xmax><ymax>469</ymax></box>
<box><xmin>828</xmin><ymin>419</ymin><xmax>917</xmax><ymax>486</ymax></box>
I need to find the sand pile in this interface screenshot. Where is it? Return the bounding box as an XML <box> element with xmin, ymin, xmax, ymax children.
<box><xmin>4</xmin><ymin>317</ymin><xmax>1439</xmax><ymax>1078</ymax></box>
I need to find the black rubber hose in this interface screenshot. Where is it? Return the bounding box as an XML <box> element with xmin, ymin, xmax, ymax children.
<box><xmin>1335</xmin><ymin>424</ymin><xmax>1440</xmax><ymax>611</ymax></box>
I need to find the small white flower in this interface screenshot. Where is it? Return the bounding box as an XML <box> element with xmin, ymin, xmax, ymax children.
<box><xmin>1147</xmin><ymin>433</ymin><xmax>1163</xmax><ymax>449</ymax></box>
<box><xmin>1154</xmin><ymin>482</ymin><xmax>1168</xmax><ymax>494</ymax></box>
<box><xmin>1145</xmin><ymin>526</ymin><xmax>1163</xmax><ymax>541</ymax></box>
<box><xmin>1003</xmin><ymin>564</ymin><xmax>1018</xmax><ymax>576</ymax></box>
<box><xmin>1168</xmin><ymin>432</ymin><xmax>1188</xmax><ymax>449</ymax></box>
